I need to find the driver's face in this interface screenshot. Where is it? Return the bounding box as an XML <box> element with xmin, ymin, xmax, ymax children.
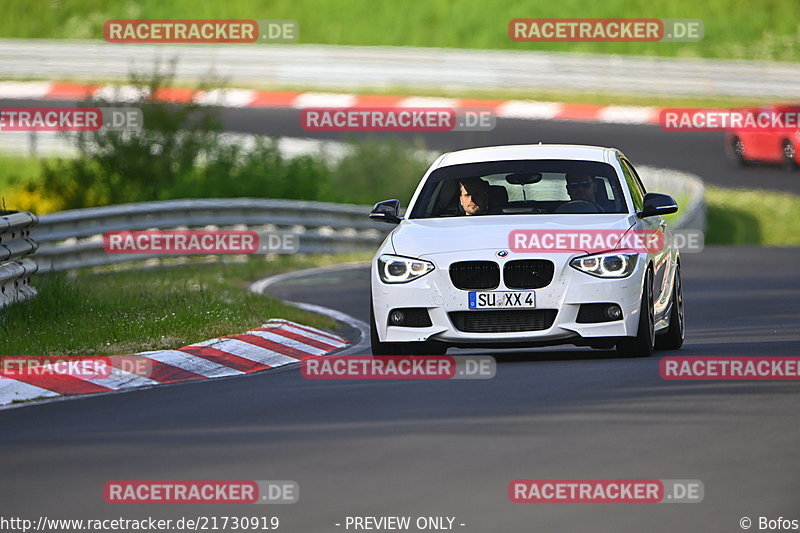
<box><xmin>566</xmin><ymin>178</ymin><xmax>597</xmax><ymax>201</ymax></box>
<box><xmin>460</xmin><ymin>185</ymin><xmax>486</xmax><ymax>215</ymax></box>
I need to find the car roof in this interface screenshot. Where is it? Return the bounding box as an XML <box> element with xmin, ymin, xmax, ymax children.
<box><xmin>435</xmin><ymin>144</ymin><xmax>618</xmax><ymax>168</ymax></box>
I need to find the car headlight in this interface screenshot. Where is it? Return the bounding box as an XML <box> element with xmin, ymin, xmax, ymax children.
<box><xmin>570</xmin><ymin>252</ymin><xmax>639</xmax><ymax>278</ymax></box>
<box><xmin>378</xmin><ymin>255</ymin><xmax>434</xmax><ymax>283</ymax></box>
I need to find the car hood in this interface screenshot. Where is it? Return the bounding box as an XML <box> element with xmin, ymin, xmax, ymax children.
<box><xmin>390</xmin><ymin>214</ymin><xmax>637</xmax><ymax>257</ymax></box>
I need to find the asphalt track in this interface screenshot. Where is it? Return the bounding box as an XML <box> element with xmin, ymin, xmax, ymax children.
<box><xmin>1</xmin><ymin>246</ymin><xmax>799</xmax><ymax>532</ymax></box>
<box><xmin>1</xmin><ymin>98</ymin><xmax>799</xmax><ymax>531</ymax></box>
<box><xmin>1</xmin><ymin>97</ymin><xmax>800</xmax><ymax>193</ymax></box>
<box><xmin>216</xmin><ymin>107</ymin><xmax>800</xmax><ymax>193</ymax></box>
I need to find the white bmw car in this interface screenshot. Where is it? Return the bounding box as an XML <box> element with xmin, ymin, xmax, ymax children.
<box><xmin>369</xmin><ymin>144</ymin><xmax>684</xmax><ymax>357</ymax></box>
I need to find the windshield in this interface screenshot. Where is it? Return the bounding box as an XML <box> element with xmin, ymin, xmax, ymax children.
<box><xmin>409</xmin><ymin>159</ymin><xmax>628</xmax><ymax>218</ymax></box>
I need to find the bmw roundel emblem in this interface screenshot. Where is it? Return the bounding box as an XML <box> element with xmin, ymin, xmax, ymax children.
<box><xmin>497</xmin><ymin>250</ymin><xmax>509</xmax><ymax>257</ymax></box>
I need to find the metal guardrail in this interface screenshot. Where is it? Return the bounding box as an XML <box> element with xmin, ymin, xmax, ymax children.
<box><xmin>0</xmin><ymin>39</ymin><xmax>799</xmax><ymax>98</ymax></box>
<box><xmin>639</xmin><ymin>165</ymin><xmax>706</xmax><ymax>232</ymax></box>
<box><xmin>0</xmin><ymin>211</ymin><xmax>39</xmax><ymax>309</ymax></box>
<box><xmin>34</xmin><ymin>198</ymin><xmax>387</xmax><ymax>272</ymax></box>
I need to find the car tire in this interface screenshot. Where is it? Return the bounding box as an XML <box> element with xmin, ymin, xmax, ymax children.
<box><xmin>615</xmin><ymin>270</ymin><xmax>655</xmax><ymax>358</ymax></box>
<box><xmin>370</xmin><ymin>305</ymin><xmax>447</xmax><ymax>356</ymax></box>
<box><xmin>655</xmin><ymin>263</ymin><xmax>685</xmax><ymax>351</ymax></box>
<box><xmin>730</xmin><ymin>136</ymin><xmax>749</xmax><ymax>167</ymax></box>
<box><xmin>782</xmin><ymin>140</ymin><xmax>798</xmax><ymax>171</ymax></box>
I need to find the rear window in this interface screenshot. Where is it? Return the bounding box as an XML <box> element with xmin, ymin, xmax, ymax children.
<box><xmin>409</xmin><ymin>159</ymin><xmax>628</xmax><ymax>218</ymax></box>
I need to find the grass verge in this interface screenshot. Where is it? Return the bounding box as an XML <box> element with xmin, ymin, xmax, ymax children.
<box><xmin>0</xmin><ymin>253</ymin><xmax>371</xmax><ymax>356</ymax></box>
<box><xmin>0</xmin><ymin>152</ymin><xmax>42</xmax><ymax>190</ymax></box>
<box><xmin>705</xmin><ymin>185</ymin><xmax>800</xmax><ymax>245</ymax></box>
<box><xmin>3</xmin><ymin>0</ymin><xmax>800</xmax><ymax>61</ymax></box>
<box><xmin>0</xmin><ymin>152</ymin><xmax>58</xmax><ymax>212</ymax></box>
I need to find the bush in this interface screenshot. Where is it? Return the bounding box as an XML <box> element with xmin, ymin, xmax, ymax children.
<box><xmin>37</xmin><ymin>67</ymin><xmax>226</xmax><ymax>209</ymax></box>
<box><xmin>322</xmin><ymin>138</ymin><xmax>430</xmax><ymax>205</ymax></box>
<box><xmin>16</xmin><ymin>67</ymin><xmax>432</xmax><ymax>211</ymax></box>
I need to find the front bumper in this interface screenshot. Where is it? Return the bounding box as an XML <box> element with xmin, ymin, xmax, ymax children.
<box><xmin>371</xmin><ymin>250</ymin><xmax>646</xmax><ymax>346</ymax></box>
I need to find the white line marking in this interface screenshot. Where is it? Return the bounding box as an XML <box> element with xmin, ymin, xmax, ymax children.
<box><xmin>193</xmin><ymin>338</ymin><xmax>302</xmax><ymax>366</ymax></box>
<box><xmin>93</xmin><ymin>84</ymin><xmax>146</xmax><ymax>102</ymax></box>
<box><xmin>263</xmin><ymin>321</ymin><xmax>347</xmax><ymax>346</ymax></box>
<box><xmin>0</xmin><ymin>376</ymin><xmax>60</xmax><ymax>404</ymax></box>
<box><xmin>138</xmin><ymin>350</ymin><xmax>243</xmax><ymax>378</ymax></box>
<box><xmin>240</xmin><ymin>330</ymin><xmax>327</xmax><ymax>356</ymax></box>
<box><xmin>249</xmin><ymin>264</ymin><xmax>369</xmax><ymax>356</ymax></box>
<box><xmin>78</xmin><ymin>365</ymin><xmax>160</xmax><ymax>390</ymax></box>
<box><xmin>196</xmin><ymin>89</ymin><xmax>256</xmax><ymax>107</ymax></box>
<box><xmin>396</xmin><ymin>96</ymin><xmax>459</xmax><ymax>108</ymax></box>
<box><xmin>496</xmin><ymin>100</ymin><xmax>562</xmax><ymax>120</ymax></box>
<box><xmin>287</xmin><ymin>301</ymin><xmax>369</xmax><ymax>356</ymax></box>
<box><xmin>597</xmin><ymin>105</ymin><xmax>658</xmax><ymax>124</ymax></box>
<box><xmin>250</xmin><ymin>261</ymin><xmax>369</xmax><ymax>293</ymax></box>
<box><xmin>292</xmin><ymin>92</ymin><xmax>357</xmax><ymax>108</ymax></box>
<box><xmin>0</xmin><ymin>81</ymin><xmax>52</xmax><ymax>99</ymax></box>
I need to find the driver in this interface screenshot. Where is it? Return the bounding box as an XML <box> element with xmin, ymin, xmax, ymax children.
<box><xmin>565</xmin><ymin>174</ymin><xmax>598</xmax><ymax>203</ymax></box>
<box><xmin>458</xmin><ymin>178</ymin><xmax>490</xmax><ymax>215</ymax></box>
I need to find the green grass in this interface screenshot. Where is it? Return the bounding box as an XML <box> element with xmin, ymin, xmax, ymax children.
<box><xmin>662</xmin><ymin>192</ymin><xmax>689</xmax><ymax>225</ymax></box>
<box><xmin>1</xmin><ymin>0</ymin><xmax>799</xmax><ymax>61</ymax></box>
<box><xmin>705</xmin><ymin>185</ymin><xmax>800</xmax><ymax>245</ymax></box>
<box><xmin>0</xmin><ymin>152</ymin><xmax>45</xmax><ymax>192</ymax></box>
<box><xmin>0</xmin><ymin>253</ymin><xmax>371</xmax><ymax>356</ymax></box>
<box><xmin>0</xmin><ymin>152</ymin><xmax>62</xmax><ymax>213</ymax></box>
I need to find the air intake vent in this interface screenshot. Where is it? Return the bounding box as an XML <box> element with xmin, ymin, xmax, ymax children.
<box><xmin>503</xmin><ymin>260</ymin><xmax>555</xmax><ymax>289</ymax></box>
<box><xmin>449</xmin><ymin>261</ymin><xmax>500</xmax><ymax>290</ymax></box>
<box><xmin>449</xmin><ymin>310</ymin><xmax>557</xmax><ymax>333</ymax></box>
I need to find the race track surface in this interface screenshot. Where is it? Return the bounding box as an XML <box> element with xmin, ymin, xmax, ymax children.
<box><xmin>2</xmin><ymin>97</ymin><xmax>799</xmax><ymax>193</ymax></box>
<box><xmin>1</xmin><ymin>246</ymin><xmax>799</xmax><ymax>532</ymax></box>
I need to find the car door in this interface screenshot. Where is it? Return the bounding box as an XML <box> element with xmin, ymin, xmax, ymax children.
<box><xmin>620</xmin><ymin>157</ymin><xmax>673</xmax><ymax>320</ymax></box>
<box><xmin>772</xmin><ymin>106</ymin><xmax>800</xmax><ymax>164</ymax></box>
<box><xmin>748</xmin><ymin>107</ymin><xmax>779</xmax><ymax>162</ymax></box>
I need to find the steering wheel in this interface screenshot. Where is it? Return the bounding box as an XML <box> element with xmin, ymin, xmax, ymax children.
<box><xmin>555</xmin><ymin>200</ymin><xmax>604</xmax><ymax>213</ymax></box>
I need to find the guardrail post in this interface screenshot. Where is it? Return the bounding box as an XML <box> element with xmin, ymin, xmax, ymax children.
<box><xmin>0</xmin><ymin>210</ymin><xmax>40</xmax><ymax>310</ymax></box>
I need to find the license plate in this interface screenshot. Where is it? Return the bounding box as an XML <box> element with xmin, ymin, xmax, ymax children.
<box><xmin>468</xmin><ymin>291</ymin><xmax>535</xmax><ymax>309</ymax></box>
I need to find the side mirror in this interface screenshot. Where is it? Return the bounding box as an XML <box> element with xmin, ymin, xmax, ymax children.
<box><xmin>369</xmin><ymin>199</ymin><xmax>402</xmax><ymax>224</ymax></box>
<box><xmin>638</xmin><ymin>192</ymin><xmax>678</xmax><ymax>218</ymax></box>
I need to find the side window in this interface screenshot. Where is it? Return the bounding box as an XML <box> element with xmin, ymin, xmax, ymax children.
<box><xmin>619</xmin><ymin>158</ymin><xmax>645</xmax><ymax>211</ymax></box>
<box><xmin>625</xmin><ymin>158</ymin><xmax>648</xmax><ymax>195</ymax></box>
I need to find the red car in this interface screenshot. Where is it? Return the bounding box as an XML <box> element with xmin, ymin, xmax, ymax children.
<box><xmin>726</xmin><ymin>104</ymin><xmax>800</xmax><ymax>170</ymax></box>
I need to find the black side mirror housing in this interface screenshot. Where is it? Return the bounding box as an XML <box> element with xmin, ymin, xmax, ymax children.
<box><xmin>638</xmin><ymin>192</ymin><xmax>678</xmax><ymax>218</ymax></box>
<box><xmin>369</xmin><ymin>199</ymin><xmax>402</xmax><ymax>224</ymax></box>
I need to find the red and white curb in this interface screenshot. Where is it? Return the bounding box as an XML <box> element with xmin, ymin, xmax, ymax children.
<box><xmin>0</xmin><ymin>319</ymin><xmax>348</xmax><ymax>407</ymax></box>
<box><xmin>0</xmin><ymin>81</ymin><xmax>661</xmax><ymax>125</ymax></box>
